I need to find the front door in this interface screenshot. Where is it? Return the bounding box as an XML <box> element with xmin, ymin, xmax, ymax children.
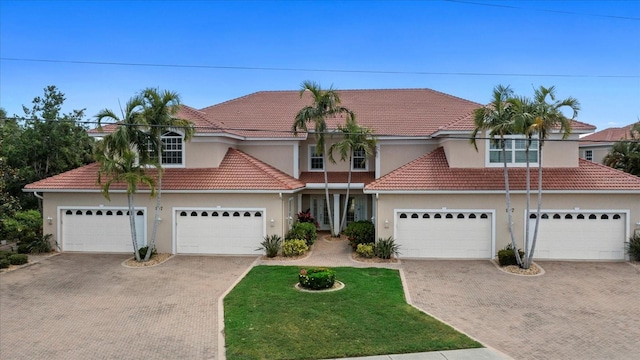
<box><xmin>346</xmin><ymin>196</ymin><xmax>367</xmax><ymax>224</ymax></box>
<box><xmin>311</xmin><ymin>196</ymin><xmax>331</xmax><ymax>231</ymax></box>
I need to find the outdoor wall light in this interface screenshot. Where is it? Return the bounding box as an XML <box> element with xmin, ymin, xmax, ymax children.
<box><xmin>46</xmin><ymin>216</ymin><xmax>53</xmax><ymax>225</ymax></box>
<box><xmin>384</xmin><ymin>219</ymin><xmax>389</xmax><ymax>228</ymax></box>
<box><xmin>270</xmin><ymin>219</ymin><xmax>275</xmax><ymax>227</ymax></box>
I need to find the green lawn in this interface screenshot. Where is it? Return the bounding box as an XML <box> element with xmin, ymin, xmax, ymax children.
<box><xmin>224</xmin><ymin>266</ymin><xmax>481</xmax><ymax>360</ymax></box>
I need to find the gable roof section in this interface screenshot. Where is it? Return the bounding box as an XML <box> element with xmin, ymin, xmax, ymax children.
<box><xmin>365</xmin><ymin>147</ymin><xmax>640</xmax><ymax>192</ymax></box>
<box><xmin>196</xmin><ymin>88</ymin><xmax>483</xmax><ymax>138</ymax></box>
<box><xmin>580</xmin><ymin>123</ymin><xmax>637</xmax><ymax>145</ymax></box>
<box><xmin>24</xmin><ymin>148</ymin><xmax>304</xmax><ymax>192</ymax></box>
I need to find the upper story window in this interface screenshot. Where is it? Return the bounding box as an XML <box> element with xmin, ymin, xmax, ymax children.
<box><xmin>583</xmin><ymin>150</ymin><xmax>593</xmax><ymax>161</ymax></box>
<box><xmin>309</xmin><ymin>145</ymin><xmax>324</xmax><ymax>170</ymax></box>
<box><xmin>352</xmin><ymin>149</ymin><xmax>367</xmax><ymax>170</ymax></box>
<box><xmin>149</xmin><ymin>131</ymin><xmax>184</xmax><ymax>167</ymax></box>
<box><xmin>487</xmin><ymin>136</ymin><xmax>538</xmax><ymax>166</ymax></box>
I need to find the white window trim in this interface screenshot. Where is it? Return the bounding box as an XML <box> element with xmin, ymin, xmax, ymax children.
<box><xmin>584</xmin><ymin>150</ymin><xmax>593</xmax><ymax>161</ymax></box>
<box><xmin>308</xmin><ymin>145</ymin><xmax>324</xmax><ymax>171</ymax></box>
<box><xmin>155</xmin><ymin>131</ymin><xmax>186</xmax><ymax>168</ymax></box>
<box><xmin>485</xmin><ymin>135</ymin><xmax>539</xmax><ymax>168</ymax></box>
<box><xmin>351</xmin><ymin>149</ymin><xmax>369</xmax><ymax>171</ymax></box>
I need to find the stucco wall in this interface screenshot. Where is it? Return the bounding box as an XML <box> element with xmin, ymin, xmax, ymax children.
<box><xmin>238</xmin><ymin>143</ymin><xmax>296</xmax><ymax>176</ymax></box>
<box><xmin>372</xmin><ymin>192</ymin><xmax>640</xmax><ymax>255</ymax></box>
<box><xmin>378</xmin><ymin>142</ymin><xmax>438</xmax><ymax>176</ymax></box>
<box><xmin>185</xmin><ymin>140</ymin><xmax>235</xmax><ymax>168</ymax></box>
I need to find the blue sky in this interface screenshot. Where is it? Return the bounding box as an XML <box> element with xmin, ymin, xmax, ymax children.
<box><xmin>1</xmin><ymin>0</ymin><xmax>638</xmax><ymax>131</ymax></box>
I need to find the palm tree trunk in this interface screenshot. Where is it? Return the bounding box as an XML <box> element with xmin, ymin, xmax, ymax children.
<box><xmin>128</xmin><ymin>193</ymin><xmax>141</xmax><ymax>262</ymax></box>
<box><xmin>523</xmin><ymin>145</ymin><xmax>531</xmax><ymax>269</ymax></box>
<box><xmin>339</xmin><ymin>155</ymin><xmax>353</xmax><ymax>232</ymax></box>
<box><xmin>322</xmin><ymin>143</ymin><xmax>335</xmax><ymax>236</ymax></box>
<box><xmin>502</xmin><ymin>138</ymin><xmax>522</xmax><ymax>266</ymax></box>
<box><xmin>145</xmin><ymin>167</ymin><xmax>161</xmax><ymax>261</ymax></box>
<box><xmin>528</xmin><ymin>145</ymin><xmax>543</xmax><ymax>268</ymax></box>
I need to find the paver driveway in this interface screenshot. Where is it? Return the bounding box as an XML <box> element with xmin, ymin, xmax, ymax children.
<box><xmin>402</xmin><ymin>260</ymin><xmax>640</xmax><ymax>360</ymax></box>
<box><xmin>0</xmin><ymin>254</ymin><xmax>255</xmax><ymax>360</ymax></box>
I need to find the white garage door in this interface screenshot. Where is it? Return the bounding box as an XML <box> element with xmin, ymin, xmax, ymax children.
<box><xmin>395</xmin><ymin>210</ymin><xmax>493</xmax><ymax>259</ymax></box>
<box><xmin>528</xmin><ymin>211</ymin><xmax>626</xmax><ymax>260</ymax></box>
<box><xmin>61</xmin><ymin>208</ymin><xmax>146</xmax><ymax>252</ymax></box>
<box><xmin>176</xmin><ymin>209</ymin><xmax>265</xmax><ymax>255</ymax></box>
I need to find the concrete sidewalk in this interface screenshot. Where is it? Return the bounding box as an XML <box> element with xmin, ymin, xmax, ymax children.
<box><xmin>326</xmin><ymin>348</ymin><xmax>509</xmax><ymax>359</ymax></box>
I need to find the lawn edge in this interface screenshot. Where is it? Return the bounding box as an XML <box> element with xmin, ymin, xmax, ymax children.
<box><xmin>217</xmin><ymin>256</ymin><xmax>261</xmax><ymax>360</ymax></box>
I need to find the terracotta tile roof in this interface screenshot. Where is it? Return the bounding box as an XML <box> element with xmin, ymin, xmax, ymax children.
<box><xmin>24</xmin><ymin>148</ymin><xmax>305</xmax><ymax>192</ymax></box>
<box><xmin>580</xmin><ymin>123</ymin><xmax>638</xmax><ymax>144</ymax></box>
<box><xmin>196</xmin><ymin>89</ymin><xmax>483</xmax><ymax>138</ymax></box>
<box><xmin>299</xmin><ymin>172</ymin><xmax>375</xmax><ymax>185</ymax></box>
<box><xmin>439</xmin><ymin>113</ymin><xmax>595</xmax><ymax>133</ymax></box>
<box><xmin>365</xmin><ymin>147</ymin><xmax>640</xmax><ymax>192</ymax></box>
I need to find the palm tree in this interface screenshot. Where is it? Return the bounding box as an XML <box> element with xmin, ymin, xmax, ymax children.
<box><xmin>95</xmin><ymin>96</ymin><xmax>156</xmax><ymax>262</ymax></box>
<box><xmin>95</xmin><ymin>139</ymin><xmax>156</xmax><ymax>262</ymax></box>
<box><xmin>471</xmin><ymin>85</ymin><xmax>522</xmax><ymax>266</ymax></box>
<box><xmin>328</xmin><ymin>115</ymin><xmax>377</xmax><ymax>232</ymax></box>
<box><xmin>603</xmin><ymin>121</ymin><xmax>640</xmax><ymax>176</ymax></box>
<box><xmin>293</xmin><ymin>81</ymin><xmax>354</xmax><ymax>237</ymax></box>
<box><xmin>524</xmin><ymin>86</ymin><xmax>579</xmax><ymax>269</ymax></box>
<box><xmin>139</xmin><ymin>88</ymin><xmax>194</xmax><ymax>261</ymax></box>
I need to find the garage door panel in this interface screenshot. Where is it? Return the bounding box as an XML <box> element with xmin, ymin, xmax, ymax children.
<box><xmin>396</xmin><ymin>211</ymin><xmax>492</xmax><ymax>259</ymax></box>
<box><xmin>529</xmin><ymin>212</ymin><xmax>625</xmax><ymax>260</ymax></box>
<box><xmin>62</xmin><ymin>209</ymin><xmax>145</xmax><ymax>252</ymax></box>
<box><xmin>176</xmin><ymin>209</ymin><xmax>264</xmax><ymax>255</ymax></box>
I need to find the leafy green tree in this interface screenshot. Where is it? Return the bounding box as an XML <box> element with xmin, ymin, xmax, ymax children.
<box><xmin>328</xmin><ymin>115</ymin><xmax>376</xmax><ymax>232</ymax></box>
<box><xmin>604</xmin><ymin>121</ymin><xmax>640</xmax><ymax>176</ymax></box>
<box><xmin>138</xmin><ymin>88</ymin><xmax>194</xmax><ymax>261</ymax></box>
<box><xmin>471</xmin><ymin>85</ymin><xmax>521</xmax><ymax>266</ymax></box>
<box><xmin>293</xmin><ymin>81</ymin><xmax>354</xmax><ymax>237</ymax></box>
<box><xmin>2</xmin><ymin>86</ymin><xmax>94</xmax><ymax>210</ymax></box>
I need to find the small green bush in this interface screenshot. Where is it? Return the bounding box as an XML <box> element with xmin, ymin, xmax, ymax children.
<box><xmin>258</xmin><ymin>234</ymin><xmax>282</xmax><ymax>258</ymax></box>
<box><xmin>356</xmin><ymin>243</ymin><xmax>375</xmax><ymax>258</ymax></box>
<box><xmin>24</xmin><ymin>234</ymin><xmax>53</xmax><ymax>254</ymax></box>
<box><xmin>626</xmin><ymin>233</ymin><xmax>640</xmax><ymax>261</ymax></box>
<box><xmin>285</xmin><ymin>222</ymin><xmax>317</xmax><ymax>246</ymax></box>
<box><xmin>344</xmin><ymin>220</ymin><xmax>375</xmax><ymax>250</ymax></box>
<box><xmin>282</xmin><ymin>239</ymin><xmax>308</xmax><ymax>257</ymax></box>
<box><xmin>137</xmin><ymin>246</ymin><xmax>158</xmax><ymax>259</ymax></box>
<box><xmin>299</xmin><ymin>267</ymin><xmax>336</xmax><ymax>290</ymax></box>
<box><xmin>0</xmin><ymin>258</ymin><xmax>10</xmax><ymax>269</ymax></box>
<box><xmin>497</xmin><ymin>244</ymin><xmax>524</xmax><ymax>266</ymax></box>
<box><xmin>16</xmin><ymin>243</ymin><xmax>30</xmax><ymax>254</ymax></box>
<box><xmin>8</xmin><ymin>254</ymin><xmax>29</xmax><ymax>266</ymax></box>
<box><xmin>3</xmin><ymin>210</ymin><xmax>42</xmax><ymax>243</ymax></box>
<box><xmin>375</xmin><ymin>237</ymin><xmax>401</xmax><ymax>259</ymax></box>
<box><xmin>0</xmin><ymin>250</ymin><xmax>12</xmax><ymax>260</ymax></box>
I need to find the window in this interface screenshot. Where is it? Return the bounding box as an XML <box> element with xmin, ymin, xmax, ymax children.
<box><xmin>309</xmin><ymin>145</ymin><xmax>324</xmax><ymax>170</ymax></box>
<box><xmin>352</xmin><ymin>149</ymin><xmax>367</xmax><ymax>170</ymax></box>
<box><xmin>584</xmin><ymin>150</ymin><xmax>593</xmax><ymax>161</ymax></box>
<box><xmin>149</xmin><ymin>131</ymin><xmax>184</xmax><ymax>166</ymax></box>
<box><xmin>488</xmin><ymin>136</ymin><xmax>538</xmax><ymax>166</ymax></box>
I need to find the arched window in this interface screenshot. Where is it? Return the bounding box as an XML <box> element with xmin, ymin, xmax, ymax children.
<box><xmin>399</xmin><ymin>213</ymin><xmax>407</xmax><ymax>219</ymax></box>
<box><xmin>223</xmin><ymin>212</ymin><xmax>230</xmax><ymax>217</ymax></box>
<box><xmin>541</xmin><ymin>214</ymin><xmax>549</xmax><ymax>219</ymax></box>
<box><xmin>233</xmin><ymin>212</ymin><xmax>240</xmax><ymax>217</ymax></box>
<box><xmin>76</xmin><ymin>210</ymin><xmax>83</xmax><ymax>215</ymax></box>
<box><xmin>553</xmin><ymin>214</ymin><xmax>561</xmax><ymax>219</ymax></box>
<box><xmin>422</xmin><ymin>214</ymin><xmax>430</xmax><ymax>219</ymax></box>
<box><xmin>457</xmin><ymin>214</ymin><xmax>465</xmax><ymax>219</ymax></box>
<box><xmin>434</xmin><ymin>213</ymin><xmax>442</xmax><ymax>219</ymax></box>
<box><xmin>180</xmin><ymin>211</ymin><xmax>187</xmax><ymax>216</ymax></box>
<box><xmin>445</xmin><ymin>214</ymin><xmax>453</xmax><ymax>219</ymax></box>
<box><xmin>480</xmin><ymin>214</ymin><xmax>488</xmax><ymax>219</ymax></box>
<box><xmin>116</xmin><ymin>210</ymin><xmax>123</xmax><ymax>215</ymax></box>
<box><xmin>212</xmin><ymin>212</ymin><xmax>219</xmax><ymax>217</ymax></box>
<box><xmin>613</xmin><ymin>214</ymin><xmax>621</xmax><ymax>220</ymax></box>
<box><xmin>96</xmin><ymin>210</ymin><xmax>103</xmax><ymax>215</ymax></box>
<box><xmin>468</xmin><ymin>213</ymin><xmax>476</xmax><ymax>219</ymax></box>
<box><xmin>601</xmin><ymin>214</ymin><xmax>609</xmax><ymax>220</ymax></box>
<box><xmin>86</xmin><ymin>210</ymin><xmax>93</xmax><ymax>215</ymax></box>
<box><xmin>411</xmin><ymin>213</ymin><xmax>419</xmax><ymax>219</ymax></box>
<box><xmin>530</xmin><ymin>214</ymin><xmax>537</xmax><ymax>219</ymax></box>
<box><xmin>244</xmin><ymin>212</ymin><xmax>251</xmax><ymax>217</ymax></box>
<box><xmin>201</xmin><ymin>212</ymin><xmax>208</xmax><ymax>217</ymax></box>
<box><xmin>254</xmin><ymin>212</ymin><xmax>262</xmax><ymax>217</ymax></box>
<box><xmin>589</xmin><ymin>214</ymin><xmax>597</xmax><ymax>219</ymax></box>
<box><xmin>106</xmin><ymin>211</ymin><xmax>113</xmax><ymax>216</ymax></box>
<box><xmin>577</xmin><ymin>214</ymin><xmax>585</xmax><ymax>219</ymax></box>
<box><xmin>191</xmin><ymin>211</ymin><xmax>198</xmax><ymax>216</ymax></box>
<box><xmin>66</xmin><ymin>210</ymin><xmax>72</xmax><ymax>215</ymax></box>
<box><xmin>565</xmin><ymin>214</ymin><xmax>573</xmax><ymax>219</ymax></box>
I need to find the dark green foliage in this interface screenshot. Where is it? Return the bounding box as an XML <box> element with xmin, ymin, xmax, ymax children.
<box><xmin>17</xmin><ymin>243</ymin><xmax>30</xmax><ymax>254</ymax></box>
<box><xmin>344</xmin><ymin>220</ymin><xmax>375</xmax><ymax>249</ymax></box>
<box><xmin>375</xmin><ymin>237</ymin><xmax>401</xmax><ymax>259</ymax></box>
<box><xmin>258</xmin><ymin>234</ymin><xmax>282</xmax><ymax>258</ymax></box>
<box><xmin>298</xmin><ymin>267</ymin><xmax>336</xmax><ymax>290</ymax></box>
<box><xmin>0</xmin><ymin>258</ymin><xmax>10</xmax><ymax>269</ymax></box>
<box><xmin>282</xmin><ymin>239</ymin><xmax>308</xmax><ymax>257</ymax></box>
<box><xmin>8</xmin><ymin>253</ymin><xmax>29</xmax><ymax>265</ymax></box>
<box><xmin>3</xmin><ymin>210</ymin><xmax>42</xmax><ymax>243</ymax></box>
<box><xmin>498</xmin><ymin>244</ymin><xmax>525</xmax><ymax>266</ymax></box>
<box><xmin>0</xmin><ymin>250</ymin><xmax>12</xmax><ymax>259</ymax></box>
<box><xmin>23</xmin><ymin>234</ymin><xmax>53</xmax><ymax>253</ymax></box>
<box><xmin>626</xmin><ymin>233</ymin><xmax>640</xmax><ymax>261</ymax></box>
<box><xmin>285</xmin><ymin>222</ymin><xmax>317</xmax><ymax>246</ymax></box>
<box><xmin>137</xmin><ymin>246</ymin><xmax>157</xmax><ymax>259</ymax></box>
<box><xmin>356</xmin><ymin>243</ymin><xmax>375</xmax><ymax>258</ymax></box>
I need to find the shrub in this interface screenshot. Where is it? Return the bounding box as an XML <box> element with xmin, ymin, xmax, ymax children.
<box><xmin>258</xmin><ymin>234</ymin><xmax>282</xmax><ymax>258</ymax></box>
<box><xmin>344</xmin><ymin>220</ymin><xmax>375</xmax><ymax>250</ymax></box>
<box><xmin>286</xmin><ymin>222</ymin><xmax>317</xmax><ymax>246</ymax></box>
<box><xmin>375</xmin><ymin>237</ymin><xmax>401</xmax><ymax>259</ymax></box>
<box><xmin>282</xmin><ymin>239</ymin><xmax>308</xmax><ymax>257</ymax></box>
<box><xmin>8</xmin><ymin>254</ymin><xmax>29</xmax><ymax>266</ymax></box>
<box><xmin>0</xmin><ymin>250</ymin><xmax>12</xmax><ymax>260</ymax></box>
<box><xmin>137</xmin><ymin>246</ymin><xmax>158</xmax><ymax>259</ymax></box>
<box><xmin>497</xmin><ymin>244</ymin><xmax>524</xmax><ymax>266</ymax></box>
<box><xmin>3</xmin><ymin>210</ymin><xmax>42</xmax><ymax>243</ymax></box>
<box><xmin>23</xmin><ymin>234</ymin><xmax>53</xmax><ymax>254</ymax></box>
<box><xmin>16</xmin><ymin>243</ymin><xmax>30</xmax><ymax>254</ymax></box>
<box><xmin>0</xmin><ymin>259</ymin><xmax>10</xmax><ymax>269</ymax></box>
<box><xmin>296</xmin><ymin>209</ymin><xmax>317</xmax><ymax>225</ymax></box>
<box><xmin>626</xmin><ymin>233</ymin><xmax>640</xmax><ymax>261</ymax></box>
<box><xmin>298</xmin><ymin>267</ymin><xmax>336</xmax><ymax>290</ymax></box>
<box><xmin>356</xmin><ymin>243</ymin><xmax>375</xmax><ymax>258</ymax></box>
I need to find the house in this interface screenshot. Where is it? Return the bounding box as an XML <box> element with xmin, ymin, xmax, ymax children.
<box><xmin>579</xmin><ymin>123</ymin><xmax>638</xmax><ymax>164</ymax></box>
<box><xmin>24</xmin><ymin>89</ymin><xmax>640</xmax><ymax>261</ymax></box>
